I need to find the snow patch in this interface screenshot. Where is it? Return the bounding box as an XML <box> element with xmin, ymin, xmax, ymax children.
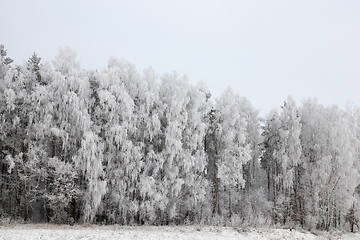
<box><xmin>1</xmin><ymin>225</ymin><xmax>359</xmax><ymax>240</ymax></box>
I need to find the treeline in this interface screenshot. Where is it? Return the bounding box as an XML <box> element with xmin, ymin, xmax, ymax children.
<box><xmin>1</xmin><ymin>45</ymin><xmax>360</xmax><ymax>231</ymax></box>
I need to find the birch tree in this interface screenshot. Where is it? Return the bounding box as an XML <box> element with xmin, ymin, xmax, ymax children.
<box><xmin>261</xmin><ymin>96</ymin><xmax>302</xmax><ymax>225</ymax></box>
<box><xmin>95</xmin><ymin>58</ymin><xmax>137</xmax><ymax>224</ymax></box>
<box><xmin>156</xmin><ymin>72</ymin><xmax>201</xmax><ymax>223</ymax></box>
<box><xmin>275</xmin><ymin>96</ymin><xmax>302</xmax><ymax>225</ymax></box>
<box><xmin>209</xmin><ymin>87</ymin><xmax>251</xmax><ymax>218</ymax></box>
<box><xmin>49</xmin><ymin>47</ymin><xmax>102</xmax><ymax>223</ymax></box>
<box><xmin>300</xmin><ymin>99</ymin><xmax>360</xmax><ymax>229</ymax></box>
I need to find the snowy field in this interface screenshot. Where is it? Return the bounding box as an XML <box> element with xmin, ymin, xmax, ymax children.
<box><xmin>0</xmin><ymin>225</ymin><xmax>360</xmax><ymax>240</ymax></box>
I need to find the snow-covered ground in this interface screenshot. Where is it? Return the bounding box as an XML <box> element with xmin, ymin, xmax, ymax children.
<box><xmin>0</xmin><ymin>224</ymin><xmax>359</xmax><ymax>240</ymax></box>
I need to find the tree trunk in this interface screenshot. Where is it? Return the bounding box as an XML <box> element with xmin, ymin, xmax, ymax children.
<box><xmin>228</xmin><ymin>188</ymin><xmax>231</xmax><ymax>218</ymax></box>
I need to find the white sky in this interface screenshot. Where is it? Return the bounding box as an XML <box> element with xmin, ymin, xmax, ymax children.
<box><xmin>1</xmin><ymin>0</ymin><xmax>360</xmax><ymax>116</ymax></box>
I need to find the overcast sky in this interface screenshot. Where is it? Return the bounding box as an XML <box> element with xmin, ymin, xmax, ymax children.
<box><xmin>2</xmin><ymin>0</ymin><xmax>360</xmax><ymax>116</ymax></box>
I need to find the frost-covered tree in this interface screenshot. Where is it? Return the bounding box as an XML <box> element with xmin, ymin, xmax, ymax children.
<box><xmin>133</xmin><ymin>67</ymin><xmax>163</xmax><ymax>224</ymax></box>
<box><xmin>261</xmin><ymin>96</ymin><xmax>302</xmax><ymax>225</ymax></box>
<box><xmin>237</xmin><ymin>97</ymin><xmax>268</xmax><ymax>224</ymax></box>
<box><xmin>52</xmin><ymin>46</ymin><xmax>80</xmax><ymax>76</ymax></box>
<box><xmin>94</xmin><ymin>57</ymin><xmax>138</xmax><ymax>224</ymax></box>
<box><xmin>275</xmin><ymin>96</ymin><xmax>302</xmax><ymax>224</ymax></box>
<box><xmin>300</xmin><ymin>99</ymin><xmax>360</xmax><ymax>230</ymax></box>
<box><xmin>0</xmin><ymin>44</ymin><xmax>13</xmax><ymax>79</ymax></box>
<box><xmin>239</xmin><ymin>97</ymin><xmax>262</xmax><ymax>193</ymax></box>
<box><xmin>207</xmin><ymin>87</ymin><xmax>251</xmax><ymax>218</ymax></box>
<box><xmin>261</xmin><ymin>108</ymin><xmax>281</xmax><ymax>222</ymax></box>
<box><xmin>48</xmin><ymin>47</ymin><xmax>101</xmax><ymax>223</ymax></box>
<box><xmin>153</xmin><ymin>72</ymin><xmax>210</xmax><ymax>224</ymax></box>
<box><xmin>74</xmin><ymin>132</ymin><xmax>106</xmax><ymax>222</ymax></box>
<box><xmin>0</xmin><ymin>64</ymin><xmax>36</xmax><ymax>221</ymax></box>
<box><xmin>177</xmin><ymin>80</ymin><xmax>211</xmax><ymax>223</ymax></box>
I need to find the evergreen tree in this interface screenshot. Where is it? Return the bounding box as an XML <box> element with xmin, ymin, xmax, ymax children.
<box><xmin>0</xmin><ymin>44</ymin><xmax>13</xmax><ymax>79</ymax></box>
